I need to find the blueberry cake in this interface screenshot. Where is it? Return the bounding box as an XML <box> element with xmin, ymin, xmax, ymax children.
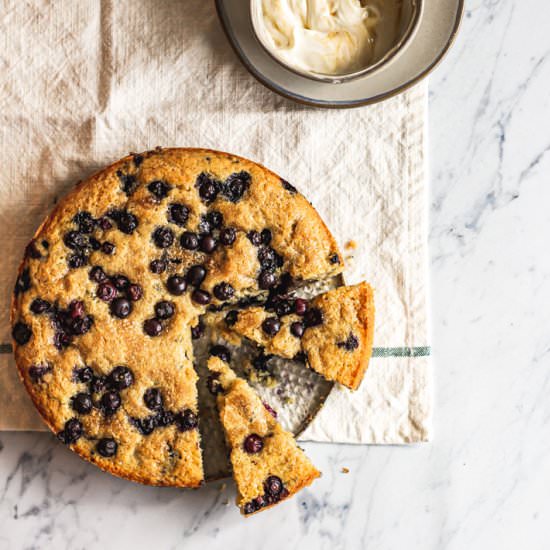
<box><xmin>207</xmin><ymin>356</ymin><xmax>320</xmax><ymax>515</ymax></box>
<box><xmin>215</xmin><ymin>283</ymin><xmax>375</xmax><ymax>390</ymax></box>
<box><xmin>10</xmin><ymin>148</ymin><xmax>346</xmax><ymax>487</ymax></box>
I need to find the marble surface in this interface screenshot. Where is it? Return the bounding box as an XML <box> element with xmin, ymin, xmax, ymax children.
<box><xmin>2</xmin><ymin>1</ymin><xmax>549</xmax><ymax>548</ymax></box>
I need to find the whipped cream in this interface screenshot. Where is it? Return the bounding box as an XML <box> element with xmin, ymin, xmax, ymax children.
<box><xmin>253</xmin><ymin>0</ymin><xmax>382</xmax><ymax>76</ymax></box>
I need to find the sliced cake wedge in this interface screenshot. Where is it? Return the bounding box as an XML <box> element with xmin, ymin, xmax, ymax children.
<box><xmin>220</xmin><ymin>282</ymin><xmax>375</xmax><ymax>390</ymax></box>
<box><xmin>207</xmin><ymin>356</ymin><xmax>320</xmax><ymax>516</ymax></box>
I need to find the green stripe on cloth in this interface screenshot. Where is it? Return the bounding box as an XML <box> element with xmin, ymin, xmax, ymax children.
<box><xmin>371</xmin><ymin>346</ymin><xmax>431</xmax><ymax>357</ymax></box>
<box><xmin>0</xmin><ymin>344</ymin><xmax>431</xmax><ymax>357</ymax></box>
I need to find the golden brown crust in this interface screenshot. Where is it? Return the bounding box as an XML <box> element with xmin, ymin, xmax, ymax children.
<box><xmin>10</xmin><ymin>148</ymin><xmax>343</xmax><ymax>487</ymax></box>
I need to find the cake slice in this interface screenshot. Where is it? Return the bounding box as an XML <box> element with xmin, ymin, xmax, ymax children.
<box><xmin>207</xmin><ymin>356</ymin><xmax>320</xmax><ymax>516</ymax></box>
<box><xmin>220</xmin><ymin>283</ymin><xmax>375</xmax><ymax>390</ymax></box>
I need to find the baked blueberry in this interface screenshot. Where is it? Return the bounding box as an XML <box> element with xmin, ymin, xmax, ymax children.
<box><xmin>133</xmin><ymin>153</ymin><xmax>144</xmax><ymax>167</ymax></box>
<box><xmin>67</xmin><ymin>252</ymin><xmax>87</xmax><ymax>268</ymax></box>
<box><xmin>329</xmin><ymin>253</ymin><xmax>340</xmax><ymax>264</ymax></box>
<box><xmin>71</xmin><ymin>315</ymin><xmax>93</xmax><ymax>335</ymax></box>
<box><xmin>195</xmin><ymin>173</ymin><xmax>220</xmax><ymax>204</ymax></box>
<box><xmin>143</xmin><ymin>388</ymin><xmax>163</xmax><ymax>410</ymax></box>
<box><xmin>166</xmin><ymin>275</ymin><xmax>187</xmax><ymax>295</ymax></box>
<box><xmin>261</xmin><ymin>229</ymin><xmax>272</xmax><ymax>245</ymax></box>
<box><xmin>96</xmin><ymin>438</ymin><xmax>118</xmax><ymax>457</ymax></box>
<box><xmin>262</xmin><ymin>317</ymin><xmax>281</xmax><ymax>336</ymax></box>
<box><xmin>101</xmin><ymin>390</ymin><xmax>121</xmax><ymax>415</ymax></box>
<box><xmin>149</xmin><ymin>259</ymin><xmax>167</xmax><ymax>274</ymax></box>
<box><xmin>290</xmin><ymin>321</ymin><xmax>304</xmax><ymax>338</ymax></box>
<box><xmin>243</xmin><ymin>434</ymin><xmax>263</xmax><ymax>454</ymax></box>
<box><xmin>97</xmin><ymin>281</ymin><xmax>117</xmax><ymax>302</ymax></box>
<box><xmin>191</xmin><ymin>321</ymin><xmax>204</xmax><ymax>339</ymax></box>
<box><xmin>111</xmin><ymin>274</ymin><xmax>130</xmax><ymax>290</ymax></box>
<box><xmin>147</xmin><ymin>180</ymin><xmax>171</xmax><ymax>199</ymax></box>
<box><xmin>30</xmin><ymin>298</ymin><xmax>51</xmax><ymax>314</ymax></box>
<box><xmin>12</xmin><ymin>322</ymin><xmax>32</xmax><ymax>345</ymax></box>
<box><xmin>199</xmin><ymin>234</ymin><xmax>217</xmax><ymax>253</ymax></box>
<box><xmin>63</xmin><ymin>230</ymin><xmax>87</xmax><ymax>250</ymax></box>
<box><xmin>73</xmin><ymin>211</ymin><xmax>96</xmax><ymax>233</ymax></box>
<box><xmin>143</xmin><ymin>318</ymin><xmax>162</xmax><ymax>337</ymax></box>
<box><xmin>89</xmin><ymin>265</ymin><xmax>107</xmax><ymax>283</ymax></box>
<box><xmin>71</xmin><ymin>392</ymin><xmax>93</xmax><ymax>414</ymax></box>
<box><xmin>222</xmin><ymin>171</ymin><xmax>250</xmax><ymax>202</ymax></box>
<box><xmin>252</xmin><ymin>353</ymin><xmax>272</xmax><ymax>372</ymax></box>
<box><xmin>294</xmin><ymin>298</ymin><xmax>307</xmax><ymax>316</ymax></box>
<box><xmin>337</xmin><ymin>333</ymin><xmax>359</xmax><ymax>351</ymax></box>
<box><xmin>74</xmin><ymin>366</ymin><xmax>93</xmax><ymax>383</ymax></box>
<box><xmin>264</xmin><ymin>475</ymin><xmax>283</xmax><ymax>497</ymax></box>
<box><xmin>117</xmin><ymin>171</ymin><xmax>138</xmax><ymax>195</ymax></box>
<box><xmin>24</xmin><ymin>241</ymin><xmax>41</xmax><ymax>260</ymax></box>
<box><xmin>152</xmin><ymin>226</ymin><xmax>174</xmax><ymax>248</ymax></box>
<box><xmin>107</xmin><ymin>366</ymin><xmax>134</xmax><ymax>390</ymax></box>
<box><xmin>175</xmin><ymin>409</ymin><xmax>198</xmax><ymax>431</ymax></box>
<box><xmin>134</xmin><ymin>415</ymin><xmax>157</xmax><ymax>435</ymax></box>
<box><xmin>186</xmin><ymin>265</ymin><xmax>207</xmax><ymax>287</ymax></box>
<box><xmin>191</xmin><ymin>289</ymin><xmax>211</xmax><ymax>305</ymax></box>
<box><xmin>281</xmin><ymin>178</ymin><xmax>298</xmax><ymax>194</ymax></box>
<box><xmin>53</xmin><ymin>330</ymin><xmax>71</xmax><ymax>350</ymax></box>
<box><xmin>243</xmin><ymin>502</ymin><xmax>257</xmax><ymax>515</ymax></box>
<box><xmin>58</xmin><ymin>418</ymin><xmax>83</xmax><ymax>444</ymax></box>
<box><xmin>225</xmin><ymin>310</ymin><xmax>238</xmax><ymax>326</ymax></box>
<box><xmin>14</xmin><ymin>268</ymin><xmax>31</xmax><ymax>295</ymax></box>
<box><xmin>258</xmin><ymin>270</ymin><xmax>276</xmax><ymax>290</ymax></box>
<box><xmin>247</xmin><ymin>230</ymin><xmax>262</xmax><ymax>246</ymax></box>
<box><xmin>110</xmin><ymin>297</ymin><xmax>132</xmax><ymax>318</ymax></box>
<box><xmin>89</xmin><ymin>237</ymin><xmax>101</xmax><ymax>251</ymax></box>
<box><xmin>167</xmin><ymin>203</ymin><xmax>190</xmax><ymax>226</ymax></box>
<box><xmin>180</xmin><ymin>231</ymin><xmax>199</xmax><ymax>250</ymax></box>
<box><xmin>210</xmin><ymin>344</ymin><xmax>231</xmax><ymax>363</ymax></box>
<box><xmin>101</xmin><ymin>241</ymin><xmax>115</xmax><ymax>255</ymax></box>
<box><xmin>220</xmin><ymin>227</ymin><xmax>236</xmax><ymax>245</ymax></box>
<box><xmin>155</xmin><ymin>300</ymin><xmax>175</xmax><ymax>319</ymax></box>
<box><xmin>68</xmin><ymin>300</ymin><xmax>85</xmax><ymax>319</ymax></box>
<box><xmin>127</xmin><ymin>284</ymin><xmax>143</xmax><ymax>301</ymax></box>
<box><xmin>274</xmin><ymin>300</ymin><xmax>293</xmax><ymax>317</ymax></box>
<box><xmin>258</xmin><ymin>246</ymin><xmax>282</xmax><ymax>271</ymax></box>
<box><xmin>206</xmin><ymin>211</ymin><xmax>223</xmax><ymax>229</ymax></box>
<box><xmin>304</xmin><ymin>307</ymin><xmax>324</xmax><ymax>327</ymax></box>
<box><xmin>28</xmin><ymin>363</ymin><xmax>52</xmax><ymax>382</ymax></box>
<box><xmin>89</xmin><ymin>375</ymin><xmax>106</xmax><ymax>394</ymax></box>
<box><xmin>213</xmin><ymin>282</ymin><xmax>234</xmax><ymax>301</ymax></box>
<box><xmin>98</xmin><ymin>217</ymin><xmax>113</xmax><ymax>230</ymax></box>
<box><xmin>156</xmin><ymin>409</ymin><xmax>175</xmax><ymax>427</ymax></box>
<box><xmin>116</xmin><ymin>211</ymin><xmax>139</xmax><ymax>234</ymax></box>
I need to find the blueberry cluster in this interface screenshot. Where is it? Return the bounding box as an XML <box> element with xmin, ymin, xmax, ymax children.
<box><xmin>143</xmin><ymin>300</ymin><xmax>175</xmax><ymax>337</ymax></box>
<box><xmin>259</xmin><ymin>294</ymin><xmax>324</xmax><ymax>338</ymax></box>
<box><xmin>243</xmin><ymin>476</ymin><xmax>289</xmax><ymax>515</ymax></box>
<box><xmin>89</xmin><ymin>266</ymin><xmax>143</xmax><ymax>319</ymax></box>
<box><xmin>72</xmin><ymin>364</ymin><xmax>134</xmax><ymax>417</ymax></box>
<box><xmin>130</xmin><ymin>386</ymin><xmax>198</xmax><ymax>436</ymax></box>
<box><xmin>63</xmin><ymin>211</ymin><xmax>126</xmax><ymax>269</ymax></box>
<box><xmin>195</xmin><ymin>171</ymin><xmax>251</xmax><ymax>205</ymax></box>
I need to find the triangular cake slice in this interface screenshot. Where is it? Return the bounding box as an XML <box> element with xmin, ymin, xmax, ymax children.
<box><xmin>219</xmin><ymin>283</ymin><xmax>375</xmax><ymax>390</ymax></box>
<box><xmin>207</xmin><ymin>356</ymin><xmax>320</xmax><ymax>516</ymax></box>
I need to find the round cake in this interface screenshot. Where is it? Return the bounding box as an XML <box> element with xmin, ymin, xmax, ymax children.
<box><xmin>10</xmin><ymin>148</ymin><xmax>345</xmax><ymax>487</ymax></box>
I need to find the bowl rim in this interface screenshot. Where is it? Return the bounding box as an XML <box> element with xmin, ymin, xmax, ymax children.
<box><xmin>249</xmin><ymin>0</ymin><xmax>424</xmax><ymax>83</ymax></box>
<box><xmin>215</xmin><ymin>0</ymin><xmax>465</xmax><ymax>108</ymax></box>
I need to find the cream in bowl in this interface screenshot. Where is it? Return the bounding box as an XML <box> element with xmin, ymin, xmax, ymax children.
<box><xmin>251</xmin><ymin>0</ymin><xmax>420</xmax><ymax>81</ymax></box>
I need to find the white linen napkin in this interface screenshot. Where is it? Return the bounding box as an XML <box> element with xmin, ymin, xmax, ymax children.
<box><xmin>0</xmin><ymin>0</ymin><xmax>431</xmax><ymax>443</ymax></box>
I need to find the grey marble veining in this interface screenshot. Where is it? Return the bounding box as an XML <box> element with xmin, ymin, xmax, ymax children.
<box><xmin>2</xmin><ymin>0</ymin><xmax>550</xmax><ymax>548</ymax></box>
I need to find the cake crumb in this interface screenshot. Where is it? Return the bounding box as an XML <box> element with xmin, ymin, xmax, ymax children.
<box><xmin>345</xmin><ymin>240</ymin><xmax>357</xmax><ymax>250</ymax></box>
<box><xmin>341</xmin><ymin>467</ymin><xmax>350</xmax><ymax>474</ymax></box>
